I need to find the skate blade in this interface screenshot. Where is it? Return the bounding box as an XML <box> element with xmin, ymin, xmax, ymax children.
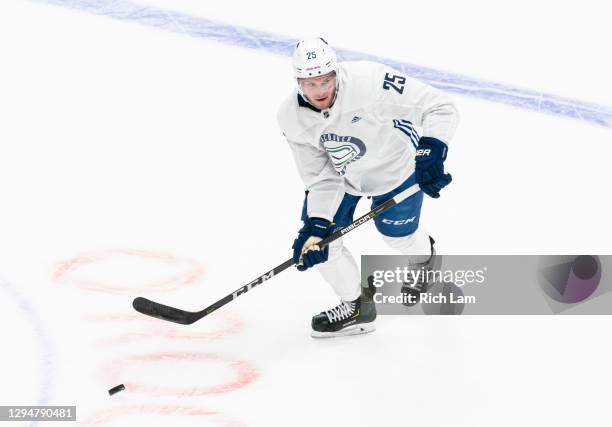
<box><xmin>311</xmin><ymin>323</ymin><xmax>376</xmax><ymax>339</ymax></box>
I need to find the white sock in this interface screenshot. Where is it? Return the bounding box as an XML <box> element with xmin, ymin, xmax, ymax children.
<box><xmin>316</xmin><ymin>238</ymin><xmax>361</xmax><ymax>302</ymax></box>
<box><xmin>382</xmin><ymin>227</ymin><xmax>431</xmax><ymax>263</ymax></box>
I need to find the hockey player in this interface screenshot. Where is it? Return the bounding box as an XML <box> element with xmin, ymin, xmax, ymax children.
<box><xmin>277</xmin><ymin>38</ymin><xmax>458</xmax><ymax>338</ymax></box>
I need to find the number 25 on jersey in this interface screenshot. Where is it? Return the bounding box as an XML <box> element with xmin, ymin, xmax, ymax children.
<box><xmin>383</xmin><ymin>73</ymin><xmax>406</xmax><ymax>94</ymax></box>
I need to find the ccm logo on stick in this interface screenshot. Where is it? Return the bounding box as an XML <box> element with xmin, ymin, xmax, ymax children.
<box><xmin>382</xmin><ymin>216</ymin><xmax>416</xmax><ymax>225</ymax></box>
<box><xmin>232</xmin><ymin>271</ymin><xmax>275</xmax><ymax>299</ymax></box>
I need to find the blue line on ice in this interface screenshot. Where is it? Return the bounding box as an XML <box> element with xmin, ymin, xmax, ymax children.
<box><xmin>0</xmin><ymin>278</ymin><xmax>54</xmax><ymax>427</ymax></box>
<box><xmin>40</xmin><ymin>0</ymin><xmax>612</xmax><ymax>127</ymax></box>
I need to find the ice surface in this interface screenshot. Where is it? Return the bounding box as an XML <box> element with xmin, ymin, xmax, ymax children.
<box><xmin>1</xmin><ymin>0</ymin><xmax>611</xmax><ymax>426</ymax></box>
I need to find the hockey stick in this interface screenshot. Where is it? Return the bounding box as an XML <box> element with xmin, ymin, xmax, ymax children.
<box><xmin>132</xmin><ymin>183</ymin><xmax>420</xmax><ymax>324</ymax></box>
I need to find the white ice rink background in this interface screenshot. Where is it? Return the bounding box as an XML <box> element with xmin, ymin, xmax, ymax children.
<box><xmin>1</xmin><ymin>0</ymin><xmax>611</xmax><ymax>425</ymax></box>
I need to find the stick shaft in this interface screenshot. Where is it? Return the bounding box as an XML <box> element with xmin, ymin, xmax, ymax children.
<box><xmin>133</xmin><ymin>183</ymin><xmax>420</xmax><ymax>324</ymax></box>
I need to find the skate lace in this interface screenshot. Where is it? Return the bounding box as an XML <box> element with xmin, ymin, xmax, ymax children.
<box><xmin>325</xmin><ymin>301</ymin><xmax>356</xmax><ymax>323</ymax></box>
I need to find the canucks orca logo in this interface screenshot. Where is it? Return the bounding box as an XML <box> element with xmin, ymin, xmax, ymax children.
<box><xmin>320</xmin><ymin>133</ymin><xmax>367</xmax><ymax>176</ymax></box>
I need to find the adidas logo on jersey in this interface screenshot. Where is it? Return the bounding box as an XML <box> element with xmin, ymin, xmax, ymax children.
<box><xmin>351</xmin><ymin>116</ymin><xmax>362</xmax><ymax>123</ymax></box>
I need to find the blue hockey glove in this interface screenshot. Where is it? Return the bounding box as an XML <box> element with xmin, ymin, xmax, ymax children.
<box><xmin>292</xmin><ymin>217</ymin><xmax>333</xmax><ymax>271</ymax></box>
<box><xmin>415</xmin><ymin>136</ymin><xmax>452</xmax><ymax>198</ymax></box>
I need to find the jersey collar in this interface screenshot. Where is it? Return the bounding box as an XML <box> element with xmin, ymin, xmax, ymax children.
<box><xmin>297</xmin><ymin>93</ymin><xmax>321</xmax><ymax>112</ymax></box>
<box><xmin>297</xmin><ymin>89</ymin><xmax>339</xmax><ymax>118</ymax></box>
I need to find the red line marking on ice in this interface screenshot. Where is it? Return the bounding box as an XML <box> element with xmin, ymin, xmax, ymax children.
<box><xmin>84</xmin><ymin>311</ymin><xmax>246</xmax><ymax>345</ymax></box>
<box><xmin>81</xmin><ymin>404</ymin><xmax>246</xmax><ymax>426</ymax></box>
<box><xmin>52</xmin><ymin>249</ymin><xmax>204</xmax><ymax>294</ymax></box>
<box><xmin>101</xmin><ymin>352</ymin><xmax>260</xmax><ymax>397</ymax></box>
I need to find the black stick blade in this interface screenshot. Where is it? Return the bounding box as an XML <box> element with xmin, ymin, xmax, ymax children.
<box><xmin>132</xmin><ymin>297</ymin><xmax>199</xmax><ymax>325</ymax></box>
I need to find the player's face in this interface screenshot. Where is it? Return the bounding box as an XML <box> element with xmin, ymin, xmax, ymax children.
<box><xmin>299</xmin><ymin>73</ymin><xmax>337</xmax><ymax>110</ymax></box>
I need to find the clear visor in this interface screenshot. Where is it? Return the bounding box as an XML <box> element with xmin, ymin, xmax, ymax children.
<box><xmin>297</xmin><ymin>71</ymin><xmax>337</xmax><ymax>93</ymax></box>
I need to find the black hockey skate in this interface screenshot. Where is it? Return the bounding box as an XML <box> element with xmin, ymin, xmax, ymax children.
<box><xmin>311</xmin><ymin>294</ymin><xmax>376</xmax><ymax>338</ymax></box>
<box><xmin>401</xmin><ymin>236</ymin><xmax>440</xmax><ymax>307</ymax></box>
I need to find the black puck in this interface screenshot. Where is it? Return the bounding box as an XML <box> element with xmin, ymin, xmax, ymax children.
<box><xmin>108</xmin><ymin>384</ymin><xmax>125</xmax><ymax>396</ymax></box>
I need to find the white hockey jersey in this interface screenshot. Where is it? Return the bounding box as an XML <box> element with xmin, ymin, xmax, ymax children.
<box><xmin>277</xmin><ymin>61</ymin><xmax>459</xmax><ymax>221</ymax></box>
